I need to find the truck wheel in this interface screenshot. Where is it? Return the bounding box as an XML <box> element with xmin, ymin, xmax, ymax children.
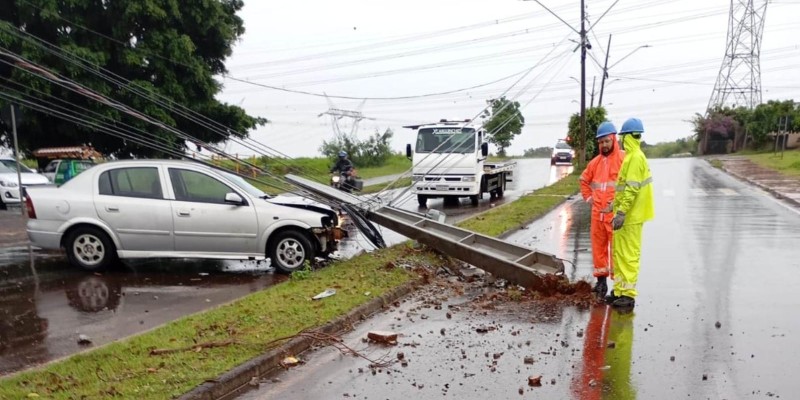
<box><xmin>269</xmin><ymin>229</ymin><xmax>314</xmax><ymax>274</ymax></box>
<box><xmin>495</xmin><ymin>185</ymin><xmax>504</xmax><ymax>199</ymax></box>
<box><xmin>470</xmin><ymin>195</ymin><xmax>479</xmax><ymax>206</ymax></box>
<box><xmin>417</xmin><ymin>195</ymin><xmax>428</xmax><ymax>208</ymax></box>
<box><xmin>65</xmin><ymin>226</ymin><xmax>117</xmax><ymax>271</ymax></box>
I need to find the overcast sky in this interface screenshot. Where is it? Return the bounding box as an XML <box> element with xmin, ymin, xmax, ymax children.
<box><xmin>215</xmin><ymin>0</ymin><xmax>799</xmax><ymax>158</ymax></box>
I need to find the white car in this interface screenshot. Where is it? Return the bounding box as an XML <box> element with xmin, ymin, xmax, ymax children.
<box><xmin>25</xmin><ymin>159</ymin><xmax>345</xmax><ymax>273</ymax></box>
<box><xmin>0</xmin><ymin>156</ymin><xmax>51</xmax><ymax>209</ymax></box>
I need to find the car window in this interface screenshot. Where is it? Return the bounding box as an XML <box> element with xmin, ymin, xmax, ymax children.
<box><xmin>169</xmin><ymin>168</ymin><xmax>236</xmax><ymax>205</ymax></box>
<box><xmin>99</xmin><ymin>167</ymin><xmax>163</xmax><ymax>199</ymax></box>
<box><xmin>0</xmin><ymin>159</ymin><xmax>34</xmax><ymax>173</ymax></box>
<box><xmin>555</xmin><ymin>142</ymin><xmax>572</xmax><ymax>150</ymax></box>
<box><xmin>44</xmin><ymin>161</ymin><xmax>58</xmax><ymax>173</ymax></box>
<box><xmin>75</xmin><ymin>161</ymin><xmax>94</xmax><ymax>174</ymax></box>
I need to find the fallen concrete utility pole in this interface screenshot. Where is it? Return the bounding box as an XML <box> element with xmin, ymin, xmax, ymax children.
<box><xmin>285</xmin><ymin>174</ymin><xmax>565</xmax><ymax>291</ymax></box>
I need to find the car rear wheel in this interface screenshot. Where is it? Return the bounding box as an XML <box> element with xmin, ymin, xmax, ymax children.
<box><xmin>269</xmin><ymin>229</ymin><xmax>314</xmax><ymax>274</ymax></box>
<box><xmin>0</xmin><ymin>198</ymin><xmax>6</xmax><ymax>210</ymax></box>
<box><xmin>417</xmin><ymin>195</ymin><xmax>427</xmax><ymax>208</ymax></box>
<box><xmin>65</xmin><ymin>226</ymin><xmax>117</xmax><ymax>271</ymax></box>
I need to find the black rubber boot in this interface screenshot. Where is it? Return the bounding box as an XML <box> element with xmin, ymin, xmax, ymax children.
<box><xmin>593</xmin><ymin>277</ymin><xmax>608</xmax><ymax>298</ymax></box>
<box><xmin>612</xmin><ymin>295</ymin><xmax>635</xmax><ymax>308</ymax></box>
<box><xmin>604</xmin><ymin>293</ymin><xmax>619</xmax><ymax>304</ymax></box>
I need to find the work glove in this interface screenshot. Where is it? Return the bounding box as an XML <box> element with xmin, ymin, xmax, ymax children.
<box><xmin>611</xmin><ymin>212</ymin><xmax>626</xmax><ymax>230</ymax></box>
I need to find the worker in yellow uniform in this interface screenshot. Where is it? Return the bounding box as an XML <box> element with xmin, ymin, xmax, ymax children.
<box><xmin>606</xmin><ymin>117</ymin><xmax>654</xmax><ymax>308</ymax></box>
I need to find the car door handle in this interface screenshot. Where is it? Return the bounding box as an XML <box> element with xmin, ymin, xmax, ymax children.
<box><xmin>177</xmin><ymin>210</ymin><xmax>191</xmax><ymax>217</ymax></box>
<box><xmin>105</xmin><ymin>206</ymin><xmax>119</xmax><ymax>212</ymax></box>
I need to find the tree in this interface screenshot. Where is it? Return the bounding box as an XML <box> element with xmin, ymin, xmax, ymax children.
<box><xmin>744</xmin><ymin>100</ymin><xmax>799</xmax><ymax>147</ymax></box>
<box><xmin>482</xmin><ymin>96</ymin><xmax>524</xmax><ymax>157</ymax></box>
<box><xmin>566</xmin><ymin>106</ymin><xmax>607</xmax><ymax>161</ymax></box>
<box><xmin>522</xmin><ymin>146</ymin><xmax>553</xmax><ymax>158</ymax></box>
<box><xmin>0</xmin><ymin>0</ymin><xmax>265</xmax><ymax>158</ymax></box>
<box><xmin>319</xmin><ymin>128</ymin><xmax>394</xmax><ymax>168</ymax></box>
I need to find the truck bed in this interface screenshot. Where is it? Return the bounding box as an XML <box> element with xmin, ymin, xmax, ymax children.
<box><xmin>483</xmin><ymin>160</ymin><xmax>516</xmax><ymax>174</ymax></box>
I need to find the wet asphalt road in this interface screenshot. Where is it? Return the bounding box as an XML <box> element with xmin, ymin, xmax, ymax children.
<box><xmin>239</xmin><ymin>158</ymin><xmax>800</xmax><ymax>399</ymax></box>
<box><xmin>0</xmin><ymin>159</ymin><xmax>568</xmax><ymax>375</ymax></box>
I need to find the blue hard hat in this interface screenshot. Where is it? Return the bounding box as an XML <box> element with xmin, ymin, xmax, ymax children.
<box><xmin>338</xmin><ymin>150</ymin><xmax>347</xmax><ymax>157</ymax></box>
<box><xmin>596</xmin><ymin>121</ymin><xmax>617</xmax><ymax>139</ymax></box>
<box><xmin>619</xmin><ymin>118</ymin><xmax>644</xmax><ymax>135</ymax></box>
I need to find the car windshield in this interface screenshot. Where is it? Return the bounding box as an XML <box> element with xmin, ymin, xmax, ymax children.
<box><xmin>416</xmin><ymin>127</ymin><xmax>476</xmax><ymax>153</ymax></box>
<box><xmin>0</xmin><ymin>159</ymin><xmax>34</xmax><ymax>173</ymax></box>
<box><xmin>555</xmin><ymin>142</ymin><xmax>572</xmax><ymax>150</ymax></box>
<box><xmin>219</xmin><ymin>170</ymin><xmax>268</xmax><ymax>198</ymax></box>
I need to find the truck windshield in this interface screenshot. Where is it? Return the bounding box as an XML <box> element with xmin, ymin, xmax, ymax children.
<box><xmin>0</xmin><ymin>159</ymin><xmax>34</xmax><ymax>173</ymax></box>
<box><xmin>416</xmin><ymin>128</ymin><xmax>476</xmax><ymax>153</ymax></box>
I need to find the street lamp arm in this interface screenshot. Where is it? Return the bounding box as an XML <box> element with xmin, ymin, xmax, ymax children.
<box><xmin>609</xmin><ymin>45</ymin><xmax>652</xmax><ymax>70</ymax></box>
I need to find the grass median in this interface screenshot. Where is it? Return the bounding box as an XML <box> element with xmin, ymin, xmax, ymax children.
<box><xmin>0</xmin><ymin>172</ymin><xmax>580</xmax><ymax>399</ymax></box>
<box><xmin>739</xmin><ymin>150</ymin><xmax>800</xmax><ymax>177</ymax></box>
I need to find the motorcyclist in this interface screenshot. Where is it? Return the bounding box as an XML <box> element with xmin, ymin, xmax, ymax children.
<box><xmin>330</xmin><ymin>151</ymin><xmax>355</xmax><ymax>191</ymax></box>
<box><xmin>330</xmin><ymin>150</ymin><xmax>354</xmax><ymax>175</ymax></box>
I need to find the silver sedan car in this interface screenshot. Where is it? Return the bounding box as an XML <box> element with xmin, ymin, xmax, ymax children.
<box><xmin>25</xmin><ymin>160</ymin><xmax>345</xmax><ymax>273</ymax></box>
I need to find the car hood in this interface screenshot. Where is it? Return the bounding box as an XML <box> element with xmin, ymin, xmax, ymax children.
<box><xmin>265</xmin><ymin>194</ymin><xmax>338</xmax><ymax>225</ymax></box>
<box><xmin>0</xmin><ymin>172</ymin><xmax>50</xmax><ymax>186</ymax></box>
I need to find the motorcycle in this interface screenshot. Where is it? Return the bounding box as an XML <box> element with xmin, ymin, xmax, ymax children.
<box><xmin>330</xmin><ymin>168</ymin><xmax>363</xmax><ymax>193</ymax></box>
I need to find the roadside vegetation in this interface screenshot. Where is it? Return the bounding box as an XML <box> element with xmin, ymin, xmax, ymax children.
<box><xmin>0</xmin><ymin>171</ymin><xmax>580</xmax><ymax>399</ymax></box>
<box><xmin>642</xmin><ymin>136</ymin><xmax>697</xmax><ymax>158</ymax></box>
<box><xmin>738</xmin><ymin>150</ymin><xmax>800</xmax><ymax>177</ymax></box>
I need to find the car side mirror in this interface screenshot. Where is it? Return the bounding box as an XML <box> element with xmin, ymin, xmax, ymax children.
<box><xmin>405</xmin><ymin>143</ymin><xmax>412</xmax><ymax>160</ymax></box>
<box><xmin>224</xmin><ymin>192</ymin><xmax>245</xmax><ymax>205</ymax></box>
<box><xmin>481</xmin><ymin>142</ymin><xmax>489</xmax><ymax>157</ymax></box>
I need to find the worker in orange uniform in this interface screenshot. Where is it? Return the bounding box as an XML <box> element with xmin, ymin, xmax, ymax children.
<box><xmin>580</xmin><ymin>121</ymin><xmax>625</xmax><ymax>298</ymax></box>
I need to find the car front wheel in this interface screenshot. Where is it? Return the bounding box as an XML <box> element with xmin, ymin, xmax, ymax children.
<box><xmin>269</xmin><ymin>229</ymin><xmax>314</xmax><ymax>274</ymax></box>
<box><xmin>65</xmin><ymin>226</ymin><xmax>117</xmax><ymax>271</ymax></box>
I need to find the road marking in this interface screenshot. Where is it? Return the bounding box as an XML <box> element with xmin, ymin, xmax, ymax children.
<box><xmin>717</xmin><ymin>188</ymin><xmax>739</xmax><ymax>196</ymax></box>
<box><xmin>691</xmin><ymin>188</ymin><xmax>708</xmax><ymax>197</ymax></box>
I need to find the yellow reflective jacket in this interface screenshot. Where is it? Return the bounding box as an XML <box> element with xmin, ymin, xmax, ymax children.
<box><xmin>613</xmin><ymin>134</ymin><xmax>654</xmax><ymax>224</ymax></box>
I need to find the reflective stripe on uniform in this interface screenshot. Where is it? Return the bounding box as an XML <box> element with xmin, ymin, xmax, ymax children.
<box><xmin>616</xmin><ymin>176</ymin><xmax>653</xmax><ymax>191</ymax></box>
<box><xmin>618</xmin><ymin>281</ymin><xmax>636</xmax><ymax>290</ymax></box>
<box><xmin>593</xmin><ymin>266</ymin><xmax>609</xmax><ymax>275</ymax></box>
<box><xmin>590</xmin><ymin>180</ymin><xmax>617</xmax><ymax>190</ymax></box>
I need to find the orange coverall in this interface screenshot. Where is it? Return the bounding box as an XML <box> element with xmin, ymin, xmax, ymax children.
<box><xmin>580</xmin><ymin>135</ymin><xmax>624</xmax><ymax>278</ymax></box>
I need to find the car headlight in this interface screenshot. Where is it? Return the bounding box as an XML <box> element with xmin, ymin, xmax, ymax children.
<box><xmin>332</xmin><ymin>176</ymin><xmax>340</xmax><ymax>183</ymax></box>
<box><xmin>0</xmin><ymin>180</ymin><xmax>18</xmax><ymax>188</ymax></box>
<box><xmin>462</xmin><ymin>176</ymin><xmax>476</xmax><ymax>182</ymax></box>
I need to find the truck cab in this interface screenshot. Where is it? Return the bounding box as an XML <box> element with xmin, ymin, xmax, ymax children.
<box><xmin>405</xmin><ymin>120</ymin><xmax>514</xmax><ymax>207</ymax></box>
<box><xmin>43</xmin><ymin>159</ymin><xmax>96</xmax><ymax>185</ymax></box>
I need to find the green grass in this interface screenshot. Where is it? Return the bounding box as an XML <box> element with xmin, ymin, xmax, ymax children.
<box><xmin>739</xmin><ymin>150</ymin><xmax>800</xmax><ymax>177</ymax></box>
<box><xmin>360</xmin><ymin>177</ymin><xmax>413</xmax><ymax>194</ymax></box>
<box><xmin>457</xmin><ymin>174</ymin><xmax>580</xmax><ymax>237</ymax></box>
<box><xmin>0</xmin><ymin>170</ymin><xmax>579</xmax><ymax>399</ymax></box>
<box><xmin>709</xmin><ymin>159</ymin><xmax>723</xmax><ymax>169</ymax></box>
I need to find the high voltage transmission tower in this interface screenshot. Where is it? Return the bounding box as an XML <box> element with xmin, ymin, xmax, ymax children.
<box><xmin>318</xmin><ymin>96</ymin><xmax>374</xmax><ymax>139</ymax></box>
<box><xmin>707</xmin><ymin>0</ymin><xmax>768</xmax><ymax>111</ymax></box>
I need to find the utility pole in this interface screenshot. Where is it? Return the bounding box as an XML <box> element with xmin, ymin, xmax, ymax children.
<box><xmin>10</xmin><ymin>105</ymin><xmax>24</xmax><ymax>216</ymax></box>
<box><xmin>579</xmin><ymin>0</ymin><xmax>587</xmax><ymax>169</ymax></box>
<box><xmin>598</xmin><ymin>34</ymin><xmax>612</xmax><ymax>107</ymax></box>
<box><xmin>590</xmin><ymin>76</ymin><xmax>596</xmax><ymax>108</ymax></box>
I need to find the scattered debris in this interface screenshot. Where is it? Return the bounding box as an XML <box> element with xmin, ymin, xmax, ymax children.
<box><xmin>397</xmin><ymin>352</ymin><xmax>405</xmax><ymax>361</ymax></box>
<box><xmin>607</xmin><ymin>341</ymin><xmax>616</xmax><ymax>349</ymax></box>
<box><xmin>524</xmin><ymin>356</ymin><xmax>535</xmax><ymax>364</ymax></box>
<box><xmin>312</xmin><ymin>288</ymin><xmax>337</xmax><ymax>300</ymax></box>
<box><xmin>367</xmin><ymin>331</ymin><xmax>398</xmax><ymax>345</ymax></box>
<box><xmin>715</xmin><ymin>321</ymin><xmax>722</xmax><ymax>329</ymax></box>
<box><xmin>150</xmin><ymin>339</ymin><xmax>237</xmax><ymax>356</ymax></box>
<box><xmin>518</xmin><ymin>387</ymin><xmax>524</xmax><ymax>395</ymax></box>
<box><xmin>702</xmin><ymin>373</ymin><xmax>708</xmax><ymax>381</ymax></box>
<box><xmin>77</xmin><ymin>334</ymin><xmax>92</xmax><ymax>346</ymax></box>
<box><xmin>528</xmin><ymin>375</ymin><xmax>542</xmax><ymax>387</ymax></box>
<box><xmin>281</xmin><ymin>356</ymin><xmax>301</xmax><ymax>368</ymax></box>
<box><xmin>476</xmin><ymin>326</ymin><xmax>497</xmax><ymax>333</ymax></box>
<box><xmin>670</xmin><ymin>356</ymin><xmax>675</xmax><ymax>361</ymax></box>
<box><xmin>440</xmin><ymin>328</ymin><xmax>446</xmax><ymax>335</ymax></box>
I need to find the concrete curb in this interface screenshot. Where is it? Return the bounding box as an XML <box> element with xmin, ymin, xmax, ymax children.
<box><xmin>719</xmin><ymin>164</ymin><xmax>800</xmax><ymax>208</ymax></box>
<box><xmin>178</xmin><ymin>278</ymin><xmax>423</xmax><ymax>400</ymax></box>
